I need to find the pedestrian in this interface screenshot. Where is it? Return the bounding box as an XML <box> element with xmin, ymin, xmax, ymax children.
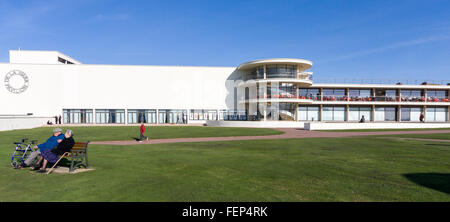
<box><xmin>58</xmin><ymin>115</ymin><xmax>62</xmax><ymax>124</ymax></box>
<box><xmin>359</xmin><ymin>115</ymin><xmax>366</xmax><ymax>123</ymax></box>
<box><xmin>54</xmin><ymin>116</ymin><xmax>58</xmax><ymax>124</ymax></box>
<box><xmin>139</xmin><ymin>123</ymin><xmax>148</xmax><ymax>142</ymax></box>
<box><xmin>419</xmin><ymin>113</ymin><xmax>424</xmax><ymax>122</ymax></box>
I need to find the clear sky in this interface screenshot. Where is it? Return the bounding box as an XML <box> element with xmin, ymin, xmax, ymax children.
<box><xmin>1</xmin><ymin>0</ymin><xmax>449</xmax><ymax>81</ymax></box>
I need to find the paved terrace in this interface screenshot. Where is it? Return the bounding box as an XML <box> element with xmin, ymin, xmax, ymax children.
<box><xmin>91</xmin><ymin>129</ymin><xmax>450</xmax><ymax>145</ymax></box>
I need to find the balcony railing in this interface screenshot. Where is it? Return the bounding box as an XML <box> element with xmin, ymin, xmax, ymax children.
<box><xmin>298</xmin><ymin>72</ymin><xmax>313</xmax><ymax>81</ymax></box>
<box><xmin>251</xmin><ymin>94</ymin><xmax>320</xmax><ymax>100</ymax></box>
<box><xmin>332</xmin><ymin>96</ymin><xmax>450</xmax><ymax>102</ymax></box>
<box><xmin>244</xmin><ymin>95</ymin><xmax>450</xmax><ymax>102</ymax></box>
<box><xmin>322</xmin><ymin>96</ymin><xmax>347</xmax><ymax>101</ymax></box>
<box><xmin>314</xmin><ymin>78</ymin><xmax>450</xmax><ymax>85</ymax></box>
<box><xmin>425</xmin><ymin>97</ymin><xmax>450</xmax><ymax>102</ymax></box>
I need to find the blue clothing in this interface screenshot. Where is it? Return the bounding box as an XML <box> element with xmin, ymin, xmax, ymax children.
<box><xmin>41</xmin><ymin>149</ymin><xmax>60</xmax><ymax>163</ymax></box>
<box><xmin>37</xmin><ymin>134</ymin><xmax>65</xmax><ymax>152</ymax></box>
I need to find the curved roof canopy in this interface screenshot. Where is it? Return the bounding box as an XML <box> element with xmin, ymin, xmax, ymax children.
<box><xmin>237</xmin><ymin>58</ymin><xmax>313</xmax><ymax>72</ymax></box>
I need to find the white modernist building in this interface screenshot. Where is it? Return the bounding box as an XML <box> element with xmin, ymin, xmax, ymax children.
<box><xmin>0</xmin><ymin>50</ymin><xmax>449</xmax><ymax>130</ymax></box>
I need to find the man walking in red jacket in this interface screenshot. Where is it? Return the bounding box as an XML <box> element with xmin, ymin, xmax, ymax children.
<box><xmin>139</xmin><ymin>123</ymin><xmax>148</xmax><ymax>142</ymax></box>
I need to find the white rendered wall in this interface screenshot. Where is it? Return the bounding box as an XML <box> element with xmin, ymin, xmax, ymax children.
<box><xmin>9</xmin><ymin>50</ymin><xmax>81</xmax><ymax>64</ymax></box>
<box><xmin>0</xmin><ymin>116</ymin><xmax>53</xmax><ymax>131</ymax></box>
<box><xmin>9</xmin><ymin>51</ymin><xmax>60</xmax><ymax>64</ymax></box>
<box><xmin>305</xmin><ymin>122</ymin><xmax>450</xmax><ymax>130</ymax></box>
<box><xmin>0</xmin><ymin>63</ymin><xmax>241</xmax><ymax>117</ymax></box>
<box><xmin>206</xmin><ymin>120</ymin><xmax>305</xmax><ymax>128</ymax></box>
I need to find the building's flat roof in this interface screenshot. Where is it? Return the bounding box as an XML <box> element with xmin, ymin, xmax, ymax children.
<box><xmin>237</xmin><ymin>58</ymin><xmax>313</xmax><ymax>71</ymax></box>
<box><xmin>9</xmin><ymin>50</ymin><xmax>82</xmax><ymax>64</ymax></box>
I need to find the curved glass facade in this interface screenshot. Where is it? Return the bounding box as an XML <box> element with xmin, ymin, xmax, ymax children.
<box><xmin>267</xmin><ymin>82</ymin><xmax>296</xmax><ymax>98</ymax></box>
<box><xmin>246</xmin><ymin>65</ymin><xmax>298</xmax><ymax>80</ymax></box>
<box><xmin>266</xmin><ymin>65</ymin><xmax>297</xmax><ymax>79</ymax></box>
<box><xmin>253</xmin><ymin>66</ymin><xmax>264</xmax><ymax>79</ymax></box>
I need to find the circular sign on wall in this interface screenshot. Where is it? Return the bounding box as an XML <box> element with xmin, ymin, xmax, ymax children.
<box><xmin>4</xmin><ymin>70</ymin><xmax>29</xmax><ymax>94</ymax></box>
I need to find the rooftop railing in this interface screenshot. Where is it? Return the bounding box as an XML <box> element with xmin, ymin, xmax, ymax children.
<box><xmin>313</xmin><ymin>78</ymin><xmax>450</xmax><ymax>86</ymax></box>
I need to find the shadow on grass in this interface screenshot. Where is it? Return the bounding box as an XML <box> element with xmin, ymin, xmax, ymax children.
<box><xmin>403</xmin><ymin>173</ymin><xmax>450</xmax><ymax>194</ymax></box>
<box><xmin>56</xmin><ymin>158</ymin><xmax>72</xmax><ymax>167</ymax></box>
<box><xmin>425</xmin><ymin>144</ymin><xmax>450</xmax><ymax>147</ymax></box>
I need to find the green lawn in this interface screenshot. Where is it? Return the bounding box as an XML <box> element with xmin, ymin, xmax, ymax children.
<box><xmin>379</xmin><ymin>133</ymin><xmax>450</xmax><ymax>140</ymax></box>
<box><xmin>1</xmin><ymin>127</ymin><xmax>449</xmax><ymax>202</ymax></box>
<box><xmin>0</xmin><ymin>126</ymin><xmax>283</xmax><ymax>143</ymax></box>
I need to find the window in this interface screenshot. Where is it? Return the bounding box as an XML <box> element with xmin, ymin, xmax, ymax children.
<box><xmin>375</xmin><ymin>107</ymin><xmax>397</xmax><ymax>121</ymax></box>
<box><xmin>190</xmin><ymin>109</ymin><xmax>217</xmax><ymax>120</ymax></box>
<box><xmin>159</xmin><ymin>109</ymin><xmax>187</xmax><ymax>124</ymax></box>
<box><xmin>375</xmin><ymin>89</ymin><xmax>397</xmax><ymax>101</ymax></box>
<box><xmin>375</xmin><ymin>107</ymin><xmax>385</xmax><ymax>121</ymax></box>
<box><xmin>401</xmin><ymin>107</ymin><xmax>424</xmax><ymax>121</ymax></box>
<box><xmin>426</xmin><ymin>107</ymin><xmax>448</xmax><ymax>122</ymax></box>
<box><xmin>266</xmin><ymin>83</ymin><xmax>296</xmax><ymax>98</ymax></box>
<box><xmin>427</xmin><ymin>90</ymin><xmax>448</xmax><ymax>102</ymax></box>
<box><xmin>298</xmin><ymin>88</ymin><xmax>320</xmax><ymax>100</ymax></box>
<box><xmin>128</xmin><ymin>109</ymin><xmax>157</xmax><ymax>124</ymax></box>
<box><xmin>63</xmin><ymin>109</ymin><xmax>93</xmax><ymax>124</ymax></box>
<box><xmin>385</xmin><ymin>107</ymin><xmax>397</xmax><ymax>121</ymax></box>
<box><xmin>298</xmin><ymin>106</ymin><xmax>320</xmax><ymax>121</ymax></box>
<box><xmin>266</xmin><ymin>65</ymin><xmax>297</xmax><ymax>79</ymax></box>
<box><xmin>58</xmin><ymin>57</ymin><xmax>74</xmax><ymax>64</ymax></box>
<box><xmin>322</xmin><ymin>89</ymin><xmax>346</xmax><ymax>101</ymax></box>
<box><xmin>322</xmin><ymin>106</ymin><xmax>346</xmax><ymax>121</ymax></box>
<box><xmin>401</xmin><ymin>108</ymin><xmax>411</xmax><ymax>121</ymax></box>
<box><xmin>95</xmin><ymin>109</ymin><xmax>125</xmax><ymax>124</ymax></box>
<box><xmin>220</xmin><ymin>110</ymin><xmax>247</xmax><ymax>121</ymax></box>
<box><xmin>249</xmin><ymin>66</ymin><xmax>265</xmax><ymax>80</ymax></box>
<box><xmin>349</xmin><ymin>89</ymin><xmax>372</xmax><ymax>101</ymax></box>
<box><xmin>348</xmin><ymin>107</ymin><xmax>372</xmax><ymax>121</ymax></box>
<box><xmin>385</xmin><ymin>90</ymin><xmax>397</xmax><ymax>101</ymax></box>
<box><xmin>401</xmin><ymin>90</ymin><xmax>423</xmax><ymax>102</ymax></box>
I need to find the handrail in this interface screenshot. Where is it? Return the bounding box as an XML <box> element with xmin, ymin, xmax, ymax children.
<box><xmin>244</xmin><ymin>95</ymin><xmax>450</xmax><ymax>102</ymax></box>
<box><xmin>314</xmin><ymin>78</ymin><xmax>450</xmax><ymax>86</ymax></box>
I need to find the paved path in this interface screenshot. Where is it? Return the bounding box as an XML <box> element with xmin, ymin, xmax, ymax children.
<box><xmin>90</xmin><ymin>129</ymin><xmax>450</xmax><ymax>145</ymax></box>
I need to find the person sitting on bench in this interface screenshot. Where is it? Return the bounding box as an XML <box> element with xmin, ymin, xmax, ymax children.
<box><xmin>359</xmin><ymin>115</ymin><xmax>366</xmax><ymax>123</ymax></box>
<box><xmin>35</xmin><ymin>130</ymin><xmax>75</xmax><ymax>173</ymax></box>
<box><xmin>20</xmin><ymin>128</ymin><xmax>64</xmax><ymax>168</ymax></box>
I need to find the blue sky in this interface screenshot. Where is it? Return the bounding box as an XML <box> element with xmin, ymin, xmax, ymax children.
<box><xmin>0</xmin><ymin>0</ymin><xmax>449</xmax><ymax>81</ymax></box>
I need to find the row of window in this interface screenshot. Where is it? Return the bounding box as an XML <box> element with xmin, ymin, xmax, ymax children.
<box><xmin>251</xmin><ymin>86</ymin><xmax>449</xmax><ymax>102</ymax></box>
<box><xmin>298</xmin><ymin>106</ymin><xmax>448</xmax><ymax>122</ymax></box>
<box><xmin>298</xmin><ymin>88</ymin><xmax>449</xmax><ymax>99</ymax></box>
<box><xmin>63</xmin><ymin>109</ymin><xmax>254</xmax><ymax>124</ymax></box>
<box><xmin>247</xmin><ymin>65</ymin><xmax>298</xmax><ymax>80</ymax></box>
<box><xmin>190</xmin><ymin>109</ymin><xmax>218</xmax><ymax>121</ymax></box>
<box><xmin>64</xmin><ymin>109</ymin><xmax>223</xmax><ymax>124</ymax></box>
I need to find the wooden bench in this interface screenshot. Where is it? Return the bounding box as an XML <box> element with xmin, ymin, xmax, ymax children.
<box><xmin>67</xmin><ymin>141</ymin><xmax>89</xmax><ymax>172</ymax></box>
<box><xmin>47</xmin><ymin>141</ymin><xmax>89</xmax><ymax>174</ymax></box>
